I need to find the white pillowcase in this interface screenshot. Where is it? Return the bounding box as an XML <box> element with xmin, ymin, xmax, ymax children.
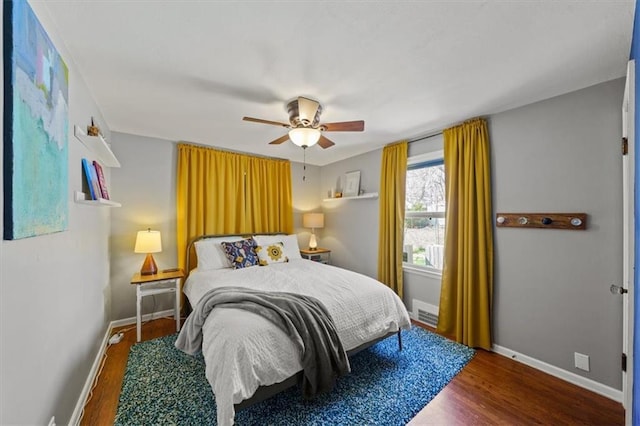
<box><xmin>253</xmin><ymin>234</ymin><xmax>302</xmax><ymax>260</ymax></box>
<box><xmin>194</xmin><ymin>236</ymin><xmax>244</xmax><ymax>270</ymax></box>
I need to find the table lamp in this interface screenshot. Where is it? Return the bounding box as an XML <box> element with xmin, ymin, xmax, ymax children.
<box><xmin>303</xmin><ymin>213</ymin><xmax>324</xmax><ymax>250</ymax></box>
<box><xmin>134</xmin><ymin>228</ymin><xmax>162</xmax><ymax>275</ymax></box>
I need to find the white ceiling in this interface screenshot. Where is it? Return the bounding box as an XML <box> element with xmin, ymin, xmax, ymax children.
<box><xmin>41</xmin><ymin>1</ymin><xmax>634</xmax><ymax>166</ymax></box>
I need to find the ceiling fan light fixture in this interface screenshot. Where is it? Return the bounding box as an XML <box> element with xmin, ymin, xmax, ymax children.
<box><xmin>243</xmin><ymin>96</ymin><xmax>363</xmax><ymax>150</ymax></box>
<box><xmin>288</xmin><ymin>127</ymin><xmax>321</xmax><ymax>148</ymax></box>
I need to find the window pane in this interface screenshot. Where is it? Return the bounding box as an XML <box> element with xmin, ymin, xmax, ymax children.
<box><xmin>404</xmin><ymin>163</ymin><xmax>445</xmax><ymax>271</ymax></box>
<box><xmin>403</xmin><ymin>218</ymin><xmax>445</xmax><ymax>269</ymax></box>
<box><xmin>405</xmin><ymin>165</ymin><xmax>445</xmax><ymax>212</ymax></box>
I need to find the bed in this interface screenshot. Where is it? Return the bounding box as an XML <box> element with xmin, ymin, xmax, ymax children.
<box><xmin>175</xmin><ymin>233</ymin><xmax>411</xmax><ymax>426</ymax></box>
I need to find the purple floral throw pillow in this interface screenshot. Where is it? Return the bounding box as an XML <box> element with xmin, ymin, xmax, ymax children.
<box><xmin>221</xmin><ymin>238</ymin><xmax>259</xmax><ymax>269</ymax></box>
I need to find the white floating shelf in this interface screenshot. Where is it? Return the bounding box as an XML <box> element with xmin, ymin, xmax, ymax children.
<box><xmin>74</xmin><ymin>125</ymin><xmax>121</xmax><ymax>167</ymax></box>
<box><xmin>74</xmin><ymin>191</ymin><xmax>121</xmax><ymax>207</ymax></box>
<box><xmin>323</xmin><ymin>192</ymin><xmax>379</xmax><ymax>202</ymax></box>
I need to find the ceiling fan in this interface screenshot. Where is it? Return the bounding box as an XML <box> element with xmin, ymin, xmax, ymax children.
<box><xmin>242</xmin><ymin>96</ymin><xmax>365</xmax><ymax>149</ymax></box>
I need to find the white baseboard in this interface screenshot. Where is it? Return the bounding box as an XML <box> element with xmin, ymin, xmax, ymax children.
<box><xmin>68</xmin><ymin>308</ymin><xmax>177</xmax><ymax>426</ymax></box>
<box><xmin>111</xmin><ymin>308</ymin><xmax>178</xmax><ymax>328</ymax></box>
<box><xmin>68</xmin><ymin>325</ymin><xmax>111</xmax><ymax>426</ymax></box>
<box><xmin>410</xmin><ymin>318</ymin><xmax>621</xmax><ymax>402</ymax></box>
<box><xmin>492</xmin><ymin>344</ymin><xmax>622</xmax><ymax>402</ymax></box>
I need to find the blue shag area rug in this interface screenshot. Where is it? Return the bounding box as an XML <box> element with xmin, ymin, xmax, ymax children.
<box><xmin>115</xmin><ymin>326</ymin><xmax>474</xmax><ymax>425</ymax></box>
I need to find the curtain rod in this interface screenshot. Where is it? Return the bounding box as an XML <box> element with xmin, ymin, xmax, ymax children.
<box><xmin>408</xmin><ymin>131</ymin><xmax>443</xmax><ymax>144</ymax></box>
<box><xmin>178</xmin><ymin>141</ymin><xmax>288</xmax><ymax>162</ymax></box>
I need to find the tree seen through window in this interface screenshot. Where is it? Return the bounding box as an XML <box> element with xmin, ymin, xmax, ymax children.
<box><xmin>403</xmin><ymin>160</ymin><xmax>445</xmax><ymax>270</ymax></box>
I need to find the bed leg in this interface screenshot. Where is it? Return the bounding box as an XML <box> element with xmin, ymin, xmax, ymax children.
<box><xmin>397</xmin><ymin>330</ymin><xmax>403</xmax><ymax>351</ymax></box>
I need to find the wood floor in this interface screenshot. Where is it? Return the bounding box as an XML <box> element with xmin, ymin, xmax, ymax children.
<box><xmin>80</xmin><ymin>318</ymin><xmax>624</xmax><ymax>425</ymax></box>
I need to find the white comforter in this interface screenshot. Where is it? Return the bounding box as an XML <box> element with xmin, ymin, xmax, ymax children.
<box><xmin>182</xmin><ymin>259</ymin><xmax>411</xmax><ymax>426</ymax></box>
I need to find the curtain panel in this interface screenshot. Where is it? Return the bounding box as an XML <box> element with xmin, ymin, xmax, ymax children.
<box><xmin>377</xmin><ymin>141</ymin><xmax>408</xmax><ymax>298</ymax></box>
<box><xmin>245</xmin><ymin>155</ymin><xmax>294</xmax><ymax>234</ymax></box>
<box><xmin>437</xmin><ymin>118</ymin><xmax>494</xmax><ymax>350</ymax></box>
<box><xmin>176</xmin><ymin>143</ymin><xmax>293</xmax><ymax>272</ymax></box>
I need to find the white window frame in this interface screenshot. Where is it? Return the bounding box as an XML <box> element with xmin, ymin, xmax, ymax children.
<box><xmin>403</xmin><ymin>149</ymin><xmax>445</xmax><ymax>276</ymax></box>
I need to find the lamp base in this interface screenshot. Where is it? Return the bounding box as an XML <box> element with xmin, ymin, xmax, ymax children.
<box><xmin>140</xmin><ymin>253</ymin><xmax>158</xmax><ymax>275</ymax></box>
<box><xmin>308</xmin><ymin>233</ymin><xmax>318</xmax><ymax>251</ymax></box>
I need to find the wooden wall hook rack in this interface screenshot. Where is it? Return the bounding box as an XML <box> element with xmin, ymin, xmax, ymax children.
<box><xmin>496</xmin><ymin>213</ymin><xmax>587</xmax><ymax>230</ymax></box>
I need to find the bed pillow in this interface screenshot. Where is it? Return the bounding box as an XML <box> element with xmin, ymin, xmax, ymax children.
<box><xmin>221</xmin><ymin>238</ymin><xmax>259</xmax><ymax>269</ymax></box>
<box><xmin>194</xmin><ymin>236</ymin><xmax>244</xmax><ymax>270</ymax></box>
<box><xmin>253</xmin><ymin>234</ymin><xmax>302</xmax><ymax>260</ymax></box>
<box><xmin>256</xmin><ymin>242</ymin><xmax>289</xmax><ymax>266</ymax></box>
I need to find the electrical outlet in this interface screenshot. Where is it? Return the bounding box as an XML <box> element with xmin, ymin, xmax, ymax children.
<box><xmin>574</xmin><ymin>352</ymin><xmax>590</xmax><ymax>371</ymax></box>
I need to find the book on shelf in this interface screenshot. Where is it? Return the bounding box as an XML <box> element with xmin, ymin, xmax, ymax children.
<box><xmin>81</xmin><ymin>158</ymin><xmax>102</xmax><ymax>200</ymax></box>
<box><xmin>92</xmin><ymin>160</ymin><xmax>110</xmax><ymax>200</ymax></box>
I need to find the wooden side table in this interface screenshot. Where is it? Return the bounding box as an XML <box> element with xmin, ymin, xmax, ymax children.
<box><xmin>130</xmin><ymin>269</ymin><xmax>185</xmax><ymax>342</ymax></box>
<box><xmin>300</xmin><ymin>248</ymin><xmax>331</xmax><ymax>265</ymax></box>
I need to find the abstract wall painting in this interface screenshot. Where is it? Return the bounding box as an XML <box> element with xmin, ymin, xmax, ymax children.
<box><xmin>3</xmin><ymin>0</ymin><xmax>69</xmax><ymax>240</ymax></box>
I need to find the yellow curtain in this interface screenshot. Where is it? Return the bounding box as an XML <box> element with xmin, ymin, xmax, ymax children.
<box><xmin>437</xmin><ymin>118</ymin><xmax>494</xmax><ymax>350</ymax></box>
<box><xmin>245</xmin><ymin>155</ymin><xmax>293</xmax><ymax>234</ymax></box>
<box><xmin>176</xmin><ymin>143</ymin><xmax>292</xmax><ymax>272</ymax></box>
<box><xmin>377</xmin><ymin>141</ymin><xmax>408</xmax><ymax>298</ymax></box>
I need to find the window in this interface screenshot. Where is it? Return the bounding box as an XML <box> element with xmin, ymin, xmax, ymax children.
<box><xmin>403</xmin><ymin>150</ymin><xmax>445</xmax><ymax>272</ymax></box>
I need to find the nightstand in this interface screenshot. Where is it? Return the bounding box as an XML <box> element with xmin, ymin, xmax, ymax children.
<box><xmin>130</xmin><ymin>269</ymin><xmax>185</xmax><ymax>342</ymax></box>
<box><xmin>300</xmin><ymin>248</ymin><xmax>331</xmax><ymax>265</ymax></box>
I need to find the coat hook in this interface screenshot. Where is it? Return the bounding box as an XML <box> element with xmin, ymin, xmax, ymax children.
<box><xmin>496</xmin><ymin>213</ymin><xmax>587</xmax><ymax>230</ymax></box>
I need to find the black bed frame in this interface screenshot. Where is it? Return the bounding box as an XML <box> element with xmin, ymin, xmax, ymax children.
<box><xmin>184</xmin><ymin>233</ymin><xmax>404</xmax><ymax>412</ymax></box>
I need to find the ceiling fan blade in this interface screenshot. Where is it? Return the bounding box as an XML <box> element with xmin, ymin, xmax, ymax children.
<box><xmin>298</xmin><ymin>97</ymin><xmax>320</xmax><ymax>125</ymax></box>
<box><xmin>317</xmin><ymin>135</ymin><xmax>335</xmax><ymax>149</ymax></box>
<box><xmin>322</xmin><ymin>120</ymin><xmax>365</xmax><ymax>132</ymax></box>
<box><xmin>243</xmin><ymin>116</ymin><xmax>290</xmax><ymax>128</ymax></box>
<box><xmin>268</xmin><ymin>134</ymin><xmax>290</xmax><ymax>145</ymax></box>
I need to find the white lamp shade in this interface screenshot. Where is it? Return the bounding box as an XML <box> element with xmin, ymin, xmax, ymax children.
<box><xmin>134</xmin><ymin>229</ymin><xmax>162</xmax><ymax>253</ymax></box>
<box><xmin>289</xmin><ymin>128</ymin><xmax>321</xmax><ymax>148</ymax></box>
<box><xmin>303</xmin><ymin>213</ymin><xmax>324</xmax><ymax>229</ymax></box>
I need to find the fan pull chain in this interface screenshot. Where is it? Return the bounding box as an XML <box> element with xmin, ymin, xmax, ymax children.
<box><xmin>303</xmin><ymin>147</ymin><xmax>307</xmax><ymax>181</ymax></box>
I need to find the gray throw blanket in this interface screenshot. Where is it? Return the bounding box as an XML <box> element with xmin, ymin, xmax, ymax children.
<box><xmin>175</xmin><ymin>286</ymin><xmax>350</xmax><ymax>399</ymax></box>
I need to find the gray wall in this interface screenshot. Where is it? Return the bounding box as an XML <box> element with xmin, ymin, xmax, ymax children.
<box><xmin>317</xmin><ymin>78</ymin><xmax>624</xmax><ymax>390</ymax></box>
<box><xmin>319</xmin><ymin>149</ymin><xmax>382</xmax><ymax>278</ymax></box>
<box><xmin>491</xmin><ymin>78</ymin><xmax>624</xmax><ymax>389</ymax></box>
<box><xmin>1</xmin><ymin>3</ymin><xmax>113</xmax><ymax>424</ymax></box>
<box><xmin>110</xmin><ymin>133</ymin><xmax>180</xmax><ymax>319</ymax></box>
<box><xmin>291</xmin><ymin>158</ymin><xmax>322</xmax><ymax>250</ymax></box>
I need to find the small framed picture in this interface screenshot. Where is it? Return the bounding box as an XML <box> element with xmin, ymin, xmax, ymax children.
<box><xmin>343</xmin><ymin>171</ymin><xmax>361</xmax><ymax>197</ymax></box>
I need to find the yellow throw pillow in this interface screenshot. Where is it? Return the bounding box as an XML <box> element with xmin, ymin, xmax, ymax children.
<box><xmin>256</xmin><ymin>242</ymin><xmax>289</xmax><ymax>266</ymax></box>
